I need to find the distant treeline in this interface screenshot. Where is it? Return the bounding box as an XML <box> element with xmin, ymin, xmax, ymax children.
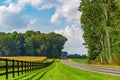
<box><xmin>67</xmin><ymin>54</ymin><xmax>87</xmax><ymax>59</ymax></box>
<box><xmin>0</xmin><ymin>30</ymin><xmax>67</xmax><ymax>58</ymax></box>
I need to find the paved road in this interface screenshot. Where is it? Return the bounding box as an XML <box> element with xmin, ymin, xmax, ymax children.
<box><xmin>61</xmin><ymin>59</ymin><xmax>120</xmax><ymax>77</ymax></box>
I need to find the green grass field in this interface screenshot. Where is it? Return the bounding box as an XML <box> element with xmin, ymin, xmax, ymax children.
<box><xmin>69</xmin><ymin>58</ymin><xmax>88</xmax><ymax>64</ymax></box>
<box><xmin>43</xmin><ymin>58</ymin><xmax>54</xmax><ymax>63</ymax></box>
<box><xmin>0</xmin><ymin>59</ymin><xmax>118</xmax><ymax>80</ymax></box>
<box><xmin>0</xmin><ymin>56</ymin><xmax>47</xmax><ymax>67</ymax></box>
<box><xmin>0</xmin><ymin>56</ymin><xmax>46</xmax><ymax>62</ymax></box>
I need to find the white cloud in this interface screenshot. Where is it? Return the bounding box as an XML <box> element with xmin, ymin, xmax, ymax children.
<box><xmin>29</xmin><ymin>19</ymin><xmax>38</xmax><ymax>25</ymax></box>
<box><xmin>55</xmin><ymin>25</ymin><xmax>87</xmax><ymax>55</ymax></box>
<box><xmin>8</xmin><ymin>3</ymin><xmax>22</xmax><ymax>13</ymax></box>
<box><xmin>17</xmin><ymin>0</ymin><xmax>58</xmax><ymax>10</ymax></box>
<box><xmin>0</xmin><ymin>1</ymin><xmax>27</xmax><ymax>31</ymax></box>
<box><xmin>51</xmin><ymin>0</ymin><xmax>81</xmax><ymax>24</ymax></box>
<box><xmin>0</xmin><ymin>4</ymin><xmax>27</xmax><ymax>31</ymax></box>
<box><xmin>0</xmin><ymin>3</ymin><xmax>21</xmax><ymax>13</ymax></box>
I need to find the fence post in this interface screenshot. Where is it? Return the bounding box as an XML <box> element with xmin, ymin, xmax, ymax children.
<box><xmin>30</xmin><ymin>62</ymin><xmax>31</xmax><ymax>72</ymax></box>
<box><xmin>27</xmin><ymin>62</ymin><xmax>29</xmax><ymax>73</ymax></box>
<box><xmin>29</xmin><ymin>62</ymin><xmax>30</xmax><ymax>72</ymax></box>
<box><xmin>25</xmin><ymin>61</ymin><xmax>26</xmax><ymax>73</ymax></box>
<box><xmin>21</xmin><ymin>61</ymin><xmax>23</xmax><ymax>75</ymax></box>
<box><xmin>12</xmin><ymin>60</ymin><xmax>15</xmax><ymax>78</ymax></box>
<box><xmin>6</xmin><ymin>59</ymin><xmax>8</xmax><ymax>80</ymax></box>
<box><xmin>17</xmin><ymin>61</ymin><xmax>19</xmax><ymax>76</ymax></box>
<box><xmin>32</xmin><ymin>62</ymin><xmax>34</xmax><ymax>70</ymax></box>
<box><xmin>32</xmin><ymin>62</ymin><xmax>34</xmax><ymax>71</ymax></box>
<box><xmin>38</xmin><ymin>63</ymin><xmax>40</xmax><ymax>68</ymax></box>
<box><xmin>37</xmin><ymin>62</ymin><xmax>39</xmax><ymax>69</ymax></box>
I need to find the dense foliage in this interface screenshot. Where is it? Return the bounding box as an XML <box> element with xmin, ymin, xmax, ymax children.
<box><xmin>0</xmin><ymin>30</ymin><xmax>67</xmax><ymax>58</ymax></box>
<box><xmin>79</xmin><ymin>0</ymin><xmax>120</xmax><ymax>65</ymax></box>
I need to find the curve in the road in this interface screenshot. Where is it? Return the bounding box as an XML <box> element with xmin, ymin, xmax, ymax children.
<box><xmin>61</xmin><ymin>59</ymin><xmax>120</xmax><ymax>77</ymax></box>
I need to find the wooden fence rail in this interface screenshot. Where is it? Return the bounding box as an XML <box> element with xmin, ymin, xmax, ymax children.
<box><xmin>0</xmin><ymin>58</ymin><xmax>54</xmax><ymax>80</ymax></box>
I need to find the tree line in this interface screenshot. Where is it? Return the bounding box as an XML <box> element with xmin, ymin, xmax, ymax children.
<box><xmin>79</xmin><ymin>0</ymin><xmax>120</xmax><ymax>65</ymax></box>
<box><xmin>0</xmin><ymin>30</ymin><xmax>67</xmax><ymax>58</ymax></box>
<box><xmin>67</xmin><ymin>54</ymin><xmax>87</xmax><ymax>59</ymax></box>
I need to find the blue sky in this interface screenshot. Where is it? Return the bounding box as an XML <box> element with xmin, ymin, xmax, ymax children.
<box><xmin>0</xmin><ymin>0</ymin><xmax>87</xmax><ymax>55</ymax></box>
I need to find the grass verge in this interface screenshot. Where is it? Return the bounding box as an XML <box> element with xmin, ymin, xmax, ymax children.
<box><xmin>69</xmin><ymin>58</ymin><xmax>87</xmax><ymax>64</ymax></box>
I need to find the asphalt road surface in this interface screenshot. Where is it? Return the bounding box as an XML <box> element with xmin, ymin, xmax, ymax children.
<box><xmin>61</xmin><ymin>59</ymin><xmax>120</xmax><ymax>77</ymax></box>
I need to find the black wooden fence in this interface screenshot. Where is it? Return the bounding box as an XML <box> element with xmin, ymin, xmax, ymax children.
<box><xmin>0</xmin><ymin>58</ymin><xmax>54</xmax><ymax>80</ymax></box>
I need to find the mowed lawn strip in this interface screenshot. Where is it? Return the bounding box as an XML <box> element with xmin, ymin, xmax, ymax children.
<box><xmin>69</xmin><ymin>58</ymin><xmax>88</xmax><ymax>64</ymax></box>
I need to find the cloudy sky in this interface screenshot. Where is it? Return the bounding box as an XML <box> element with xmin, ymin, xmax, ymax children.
<box><xmin>0</xmin><ymin>0</ymin><xmax>87</xmax><ymax>55</ymax></box>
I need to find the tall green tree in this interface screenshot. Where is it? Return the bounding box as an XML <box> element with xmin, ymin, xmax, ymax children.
<box><xmin>79</xmin><ymin>0</ymin><xmax>120</xmax><ymax>64</ymax></box>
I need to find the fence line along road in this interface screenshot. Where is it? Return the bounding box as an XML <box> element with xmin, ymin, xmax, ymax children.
<box><xmin>61</xmin><ymin>59</ymin><xmax>120</xmax><ymax>77</ymax></box>
<box><xmin>0</xmin><ymin>58</ymin><xmax>54</xmax><ymax>80</ymax></box>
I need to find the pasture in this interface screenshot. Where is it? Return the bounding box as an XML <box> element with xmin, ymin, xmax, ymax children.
<box><xmin>0</xmin><ymin>56</ymin><xmax>46</xmax><ymax>62</ymax></box>
<box><xmin>69</xmin><ymin>58</ymin><xmax>87</xmax><ymax>64</ymax></box>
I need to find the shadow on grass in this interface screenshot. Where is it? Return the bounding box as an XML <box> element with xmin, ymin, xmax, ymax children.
<box><xmin>36</xmin><ymin>70</ymin><xmax>49</xmax><ymax>80</ymax></box>
<box><xmin>36</xmin><ymin>63</ymin><xmax>56</xmax><ymax>80</ymax></box>
<box><xmin>26</xmin><ymin>70</ymin><xmax>46</xmax><ymax>80</ymax></box>
<box><xmin>14</xmin><ymin>69</ymin><xmax>45</xmax><ymax>80</ymax></box>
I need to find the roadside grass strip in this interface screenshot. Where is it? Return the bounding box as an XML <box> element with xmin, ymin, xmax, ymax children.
<box><xmin>69</xmin><ymin>58</ymin><xmax>87</xmax><ymax>64</ymax></box>
<box><xmin>62</xmin><ymin>61</ymin><xmax>120</xmax><ymax>80</ymax></box>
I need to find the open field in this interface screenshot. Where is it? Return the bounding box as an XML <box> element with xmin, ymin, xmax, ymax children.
<box><xmin>69</xmin><ymin>58</ymin><xmax>87</xmax><ymax>64</ymax></box>
<box><xmin>0</xmin><ymin>56</ymin><xmax>47</xmax><ymax>66</ymax></box>
<box><xmin>0</xmin><ymin>57</ymin><xmax>51</xmax><ymax>67</ymax></box>
<box><xmin>43</xmin><ymin>58</ymin><xmax>54</xmax><ymax>63</ymax></box>
<box><xmin>0</xmin><ymin>56</ymin><xmax>46</xmax><ymax>62</ymax></box>
<box><xmin>0</xmin><ymin>59</ymin><xmax>119</xmax><ymax>80</ymax></box>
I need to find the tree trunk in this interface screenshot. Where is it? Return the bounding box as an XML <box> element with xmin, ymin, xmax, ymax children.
<box><xmin>100</xmin><ymin>34</ymin><xmax>105</xmax><ymax>64</ymax></box>
<box><xmin>99</xmin><ymin>35</ymin><xmax>103</xmax><ymax>63</ymax></box>
<box><xmin>106</xmin><ymin>30</ymin><xmax>112</xmax><ymax>63</ymax></box>
<box><xmin>100</xmin><ymin>54</ymin><xmax>103</xmax><ymax>64</ymax></box>
<box><xmin>102</xmin><ymin>0</ymin><xmax>112</xmax><ymax>63</ymax></box>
